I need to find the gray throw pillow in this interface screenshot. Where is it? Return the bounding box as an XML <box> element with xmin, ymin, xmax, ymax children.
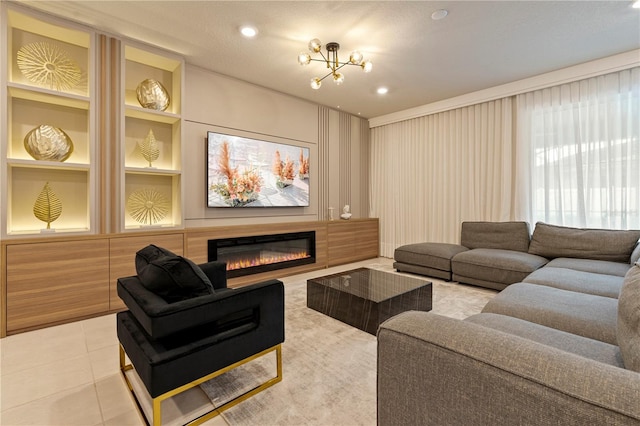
<box><xmin>618</xmin><ymin>262</ymin><xmax>640</xmax><ymax>372</ymax></box>
<box><xmin>135</xmin><ymin>244</ymin><xmax>214</xmax><ymax>303</ymax></box>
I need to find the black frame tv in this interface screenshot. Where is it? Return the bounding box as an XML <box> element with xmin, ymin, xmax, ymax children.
<box><xmin>207</xmin><ymin>131</ymin><xmax>310</xmax><ymax>208</ymax></box>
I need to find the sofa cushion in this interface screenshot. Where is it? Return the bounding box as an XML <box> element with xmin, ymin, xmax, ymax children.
<box><xmin>460</xmin><ymin>221</ymin><xmax>531</xmax><ymax>252</ymax></box>
<box><xmin>545</xmin><ymin>258</ymin><xmax>631</xmax><ymax>277</ymax></box>
<box><xmin>618</xmin><ymin>262</ymin><xmax>640</xmax><ymax>372</ymax></box>
<box><xmin>482</xmin><ymin>283</ymin><xmax>618</xmax><ymax>344</ymax></box>
<box><xmin>528</xmin><ymin>222</ymin><xmax>640</xmax><ymax>263</ymax></box>
<box><xmin>135</xmin><ymin>245</ymin><xmax>214</xmax><ymax>303</ymax></box>
<box><xmin>394</xmin><ymin>243</ymin><xmax>468</xmax><ymax>271</ymax></box>
<box><xmin>523</xmin><ymin>267</ymin><xmax>624</xmax><ymax>299</ymax></box>
<box><xmin>465</xmin><ymin>313</ymin><xmax>624</xmax><ymax>367</ymax></box>
<box><xmin>452</xmin><ymin>248</ymin><xmax>548</xmax><ymax>286</ymax></box>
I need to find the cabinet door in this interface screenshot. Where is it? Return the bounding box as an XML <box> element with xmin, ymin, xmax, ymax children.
<box><xmin>327</xmin><ymin>221</ymin><xmax>356</xmax><ymax>266</ymax></box>
<box><xmin>6</xmin><ymin>239</ymin><xmax>109</xmax><ymax>333</ymax></box>
<box><xmin>354</xmin><ymin>220</ymin><xmax>379</xmax><ymax>259</ymax></box>
<box><xmin>109</xmin><ymin>233</ymin><xmax>184</xmax><ymax>310</ymax></box>
<box><xmin>327</xmin><ymin>219</ymin><xmax>379</xmax><ymax>266</ymax></box>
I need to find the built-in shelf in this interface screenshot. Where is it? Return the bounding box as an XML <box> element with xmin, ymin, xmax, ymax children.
<box><xmin>2</xmin><ymin>6</ymin><xmax>96</xmax><ymax>238</ymax></box>
<box><xmin>120</xmin><ymin>42</ymin><xmax>184</xmax><ymax>231</ymax></box>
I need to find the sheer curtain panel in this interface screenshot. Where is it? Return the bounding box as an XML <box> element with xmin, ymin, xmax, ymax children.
<box><xmin>370</xmin><ymin>99</ymin><xmax>514</xmax><ymax>257</ymax></box>
<box><xmin>515</xmin><ymin>68</ymin><xmax>640</xmax><ymax>230</ymax></box>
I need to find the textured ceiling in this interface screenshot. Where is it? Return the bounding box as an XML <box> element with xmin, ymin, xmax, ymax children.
<box><xmin>12</xmin><ymin>0</ymin><xmax>640</xmax><ymax>118</ymax></box>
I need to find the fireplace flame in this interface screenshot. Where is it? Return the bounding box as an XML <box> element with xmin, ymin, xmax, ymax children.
<box><xmin>226</xmin><ymin>250</ymin><xmax>309</xmax><ymax>271</ymax></box>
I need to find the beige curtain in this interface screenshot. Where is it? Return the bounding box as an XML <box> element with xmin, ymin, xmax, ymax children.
<box><xmin>370</xmin><ymin>98</ymin><xmax>514</xmax><ymax>257</ymax></box>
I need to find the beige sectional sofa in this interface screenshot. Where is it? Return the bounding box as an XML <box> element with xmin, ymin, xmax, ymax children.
<box><xmin>379</xmin><ymin>222</ymin><xmax>640</xmax><ymax>425</ymax></box>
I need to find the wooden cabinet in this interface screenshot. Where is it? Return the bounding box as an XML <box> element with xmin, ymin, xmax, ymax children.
<box><xmin>120</xmin><ymin>43</ymin><xmax>184</xmax><ymax>231</ymax></box>
<box><xmin>1</xmin><ymin>7</ymin><xmax>97</xmax><ymax>237</ymax></box>
<box><xmin>5</xmin><ymin>239</ymin><xmax>109</xmax><ymax>333</ymax></box>
<box><xmin>1</xmin><ymin>220</ymin><xmax>378</xmax><ymax>336</ymax></box>
<box><xmin>327</xmin><ymin>219</ymin><xmax>379</xmax><ymax>266</ymax></box>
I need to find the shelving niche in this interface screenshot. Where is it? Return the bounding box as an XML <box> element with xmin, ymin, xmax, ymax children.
<box><xmin>2</xmin><ymin>7</ymin><xmax>96</xmax><ymax>237</ymax></box>
<box><xmin>121</xmin><ymin>44</ymin><xmax>183</xmax><ymax>230</ymax></box>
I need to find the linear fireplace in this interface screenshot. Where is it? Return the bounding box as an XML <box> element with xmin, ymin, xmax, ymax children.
<box><xmin>208</xmin><ymin>231</ymin><xmax>316</xmax><ymax>278</ymax></box>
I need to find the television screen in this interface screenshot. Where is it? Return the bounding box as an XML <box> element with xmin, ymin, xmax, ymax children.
<box><xmin>207</xmin><ymin>131</ymin><xmax>310</xmax><ymax>208</ymax></box>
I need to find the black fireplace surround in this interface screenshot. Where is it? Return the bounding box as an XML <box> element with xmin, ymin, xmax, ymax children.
<box><xmin>208</xmin><ymin>231</ymin><xmax>316</xmax><ymax>278</ymax></box>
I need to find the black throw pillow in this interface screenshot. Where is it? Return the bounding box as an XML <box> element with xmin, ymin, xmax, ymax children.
<box><xmin>135</xmin><ymin>244</ymin><xmax>215</xmax><ymax>303</ymax></box>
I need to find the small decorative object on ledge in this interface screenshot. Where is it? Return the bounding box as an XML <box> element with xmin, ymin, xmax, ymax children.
<box><xmin>138</xmin><ymin>129</ymin><xmax>160</xmax><ymax>167</ymax></box>
<box><xmin>340</xmin><ymin>205</ymin><xmax>352</xmax><ymax>220</ymax></box>
<box><xmin>127</xmin><ymin>188</ymin><xmax>169</xmax><ymax>225</ymax></box>
<box><xmin>33</xmin><ymin>182</ymin><xmax>62</xmax><ymax>230</ymax></box>
<box><xmin>24</xmin><ymin>124</ymin><xmax>74</xmax><ymax>162</ymax></box>
<box><xmin>328</xmin><ymin>207</ymin><xmax>335</xmax><ymax>221</ymax></box>
<box><xmin>273</xmin><ymin>150</ymin><xmax>295</xmax><ymax>189</ymax></box>
<box><xmin>136</xmin><ymin>78</ymin><xmax>170</xmax><ymax>111</ymax></box>
<box><xmin>17</xmin><ymin>42</ymin><xmax>82</xmax><ymax>91</ymax></box>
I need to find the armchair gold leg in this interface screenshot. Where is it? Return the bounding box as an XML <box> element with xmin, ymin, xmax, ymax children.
<box><xmin>119</xmin><ymin>344</ymin><xmax>283</xmax><ymax>426</ymax></box>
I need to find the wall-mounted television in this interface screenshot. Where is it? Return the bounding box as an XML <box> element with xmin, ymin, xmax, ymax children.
<box><xmin>207</xmin><ymin>131</ymin><xmax>310</xmax><ymax>208</ymax></box>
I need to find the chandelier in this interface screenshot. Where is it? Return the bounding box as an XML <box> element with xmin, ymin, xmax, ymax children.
<box><xmin>297</xmin><ymin>38</ymin><xmax>372</xmax><ymax>90</ymax></box>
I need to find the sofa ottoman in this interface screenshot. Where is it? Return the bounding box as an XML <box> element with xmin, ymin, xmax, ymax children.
<box><xmin>394</xmin><ymin>242</ymin><xmax>468</xmax><ymax>281</ymax></box>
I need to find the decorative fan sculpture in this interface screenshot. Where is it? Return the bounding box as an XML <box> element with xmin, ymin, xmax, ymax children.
<box><xmin>138</xmin><ymin>129</ymin><xmax>160</xmax><ymax>167</ymax></box>
<box><xmin>33</xmin><ymin>182</ymin><xmax>62</xmax><ymax>229</ymax></box>
<box><xmin>17</xmin><ymin>42</ymin><xmax>82</xmax><ymax>91</ymax></box>
<box><xmin>24</xmin><ymin>124</ymin><xmax>74</xmax><ymax>162</ymax></box>
<box><xmin>127</xmin><ymin>188</ymin><xmax>169</xmax><ymax>225</ymax></box>
<box><xmin>136</xmin><ymin>79</ymin><xmax>170</xmax><ymax>111</ymax></box>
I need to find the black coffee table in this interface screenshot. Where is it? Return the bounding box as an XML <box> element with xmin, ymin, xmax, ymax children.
<box><xmin>306</xmin><ymin>267</ymin><xmax>432</xmax><ymax>335</ymax></box>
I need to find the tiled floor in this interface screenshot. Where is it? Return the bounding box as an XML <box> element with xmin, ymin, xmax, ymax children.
<box><xmin>0</xmin><ymin>257</ymin><xmax>497</xmax><ymax>425</ymax></box>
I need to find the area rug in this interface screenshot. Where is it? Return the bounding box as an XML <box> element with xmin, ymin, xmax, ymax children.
<box><xmin>200</xmin><ymin>277</ymin><xmax>378</xmax><ymax>425</ymax></box>
<box><xmin>199</xmin><ymin>260</ymin><xmax>497</xmax><ymax>425</ymax></box>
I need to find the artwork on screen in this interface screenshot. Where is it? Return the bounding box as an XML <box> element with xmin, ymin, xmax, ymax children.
<box><xmin>207</xmin><ymin>131</ymin><xmax>310</xmax><ymax>208</ymax></box>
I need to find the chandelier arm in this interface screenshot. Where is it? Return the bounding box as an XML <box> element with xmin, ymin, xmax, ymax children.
<box><xmin>317</xmin><ymin>50</ymin><xmax>329</xmax><ymax>63</ymax></box>
<box><xmin>333</xmin><ymin>63</ymin><xmax>349</xmax><ymax>72</ymax></box>
<box><xmin>317</xmin><ymin>72</ymin><xmax>334</xmax><ymax>83</ymax></box>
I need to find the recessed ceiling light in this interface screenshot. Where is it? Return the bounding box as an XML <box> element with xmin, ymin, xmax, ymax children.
<box><xmin>431</xmin><ymin>9</ymin><xmax>448</xmax><ymax>20</ymax></box>
<box><xmin>633</xmin><ymin>0</ymin><xmax>640</xmax><ymax>9</ymax></box>
<box><xmin>240</xmin><ymin>26</ymin><xmax>258</xmax><ymax>38</ymax></box>
<box><xmin>377</xmin><ymin>87</ymin><xmax>388</xmax><ymax>95</ymax></box>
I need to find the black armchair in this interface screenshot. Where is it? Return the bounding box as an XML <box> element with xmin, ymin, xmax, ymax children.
<box><xmin>117</xmin><ymin>260</ymin><xmax>285</xmax><ymax>426</ymax></box>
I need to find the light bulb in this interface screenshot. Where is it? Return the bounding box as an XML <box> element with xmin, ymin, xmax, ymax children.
<box><xmin>333</xmin><ymin>73</ymin><xmax>344</xmax><ymax>85</ymax></box>
<box><xmin>310</xmin><ymin>77</ymin><xmax>322</xmax><ymax>90</ymax></box>
<box><xmin>240</xmin><ymin>26</ymin><xmax>257</xmax><ymax>37</ymax></box>
<box><xmin>308</xmin><ymin>38</ymin><xmax>322</xmax><ymax>53</ymax></box>
<box><xmin>361</xmin><ymin>60</ymin><xmax>373</xmax><ymax>73</ymax></box>
<box><xmin>349</xmin><ymin>50</ymin><xmax>363</xmax><ymax>64</ymax></box>
<box><xmin>297</xmin><ymin>52</ymin><xmax>311</xmax><ymax>65</ymax></box>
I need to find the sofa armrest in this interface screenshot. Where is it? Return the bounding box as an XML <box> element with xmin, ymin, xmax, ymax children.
<box><xmin>377</xmin><ymin>311</ymin><xmax>640</xmax><ymax>425</ymax></box>
<box><xmin>198</xmin><ymin>261</ymin><xmax>228</xmax><ymax>289</ymax></box>
<box><xmin>118</xmin><ymin>276</ymin><xmax>284</xmax><ymax>339</ymax></box>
